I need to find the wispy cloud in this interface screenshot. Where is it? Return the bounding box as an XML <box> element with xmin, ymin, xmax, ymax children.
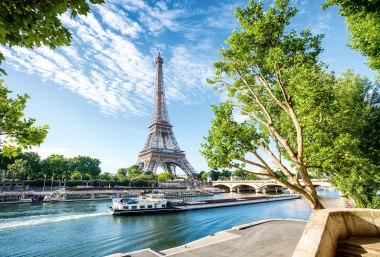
<box><xmin>31</xmin><ymin>146</ymin><xmax>82</xmax><ymax>159</ymax></box>
<box><xmin>2</xmin><ymin>1</ymin><xmax>224</xmax><ymax>117</ymax></box>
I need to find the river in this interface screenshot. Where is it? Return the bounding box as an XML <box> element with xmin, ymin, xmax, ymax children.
<box><xmin>0</xmin><ymin>191</ymin><xmax>339</xmax><ymax>257</ymax></box>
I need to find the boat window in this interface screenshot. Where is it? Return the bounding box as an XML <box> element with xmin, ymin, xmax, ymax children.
<box><xmin>123</xmin><ymin>206</ymin><xmax>129</xmax><ymax>210</ymax></box>
<box><xmin>140</xmin><ymin>205</ymin><xmax>145</xmax><ymax>209</ymax></box>
<box><xmin>162</xmin><ymin>204</ymin><xmax>166</xmax><ymax>208</ymax></box>
<box><xmin>131</xmin><ymin>206</ymin><xmax>137</xmax><ymax>209</ymax></box>
<box><xmin>147</xmin><ymin>205</ymin><xmax>153</xmax><ymax>208</ymax></box>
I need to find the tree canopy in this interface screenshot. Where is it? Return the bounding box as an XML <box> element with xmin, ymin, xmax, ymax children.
<box><xmin>0</xmin><ymin>0</ymin><xmax>104</xmax><ymax>74</ymax></box>
<box><xmin>157</xmin><ymin>171</ymin><xmax>173</xmax><ymax>182</ymax></box>
<box><xmin>0</xmin><ymin>82</ymin><xmax>48</xmax><ymax>156</ymax></box>
<box><xmin>71</xmin><ymin>155</ymin><xmax>101</xmax><ymax>180</ymax></box>
<box><xmin>201</xmin><ymin>0</ymin><xmax>380</xmax><ymax>209</ymax></box>
<box><xmin>0</xmin><ymin>0</ymin><xmax>103</xmax><ymax>155</ymax></box>
<box><xmin>324</xmin><ymin>0</ymin><xmax>380</xmax><ymax>77</ymax></box>
<box><xmin>7</xmin><ymin>159</ymin><xmax>29</xmax><ymax>180</ymax></box>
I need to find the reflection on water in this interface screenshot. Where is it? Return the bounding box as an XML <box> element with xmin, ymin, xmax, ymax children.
<box><xmin>0</xmin><ymin>192</ymin><xmax>338</xmax><ymax>257</ymax></box>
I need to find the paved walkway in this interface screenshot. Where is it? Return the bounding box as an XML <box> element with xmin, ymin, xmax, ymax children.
<box><xmin>108</xmin><ymin>219</ymin><xmax>307</xmax><ymax>257</ymax></box>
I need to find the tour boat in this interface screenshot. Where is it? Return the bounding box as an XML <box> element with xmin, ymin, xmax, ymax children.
<box><xmin>108</xmin><ymin>193</ymin><xmax>184</xmax><ymax>215</ymax></box>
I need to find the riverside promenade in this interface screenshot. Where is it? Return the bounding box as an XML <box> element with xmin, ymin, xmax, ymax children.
<box><xmin>108</xmin><ymin>219</ymin><xmax>307</xmax><ymax>257</ymax></box>
<box><xmin>107</xmin><ymin>195</ymin><xmax>347</xmax><ymax>257</ymax></box>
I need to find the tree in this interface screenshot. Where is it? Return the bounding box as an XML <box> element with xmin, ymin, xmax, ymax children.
<box><xmin>200</xmin><ymin>172</ymin><xmax>209</xmax><ymax>181</ymax></box>
<box><xmin>201</xmin><ymin>0</ymin><xmax>339</xmax><ymax>209</ymax></box>
<box><xmin>18</xmin><ymin>152</ymin><xmax>41</xmax><ymax>180</ymax></box>
<box><xmin>41</xmin><ymin>154</ymin><xmax>69</xmax><ymax>190</ymax></box>
<box><xmin>0</xmin><ymin>0</ymin><xmax>104</xmax><ymax>74</ymax></box>
<box><xmin>126</xmin><ymin>165</ymin><xmax>142</xmax><ymax>179</ymax></box>
<box><xmin>71</xmin><ymin>155</ymin><xmax>101</xmax><ymax>180</ymax></box>
<box><xmin>70</xmin><ymin>171</ymin><xmax>82</xmax><ymax>181</ymax></box>
<box><xmin>209</xmin><ymin>170</ymin><xmax>221</xmax><ymax>181</ymax></box>
<box><xmin>0</xmin><ymin>153</ymin><xmax>15</xmax><ymax>172</ymax></box>
<box><xmin>313</xmin><ymin>71</ymin><xmax>380</xmax><ymax>208</ymax></box>
<box><xmin>117</xmin><ymin>168</ymin><xmax>128</xmax><ymax>176</ymax></box>
<box><xmin>0</xmin><ymin>0</ymin><xmax>104</xmax><ymax>156</ymax></box>
<box><xmin>7</xmin><ymin>159</ymin><xmax>29</xmax><ymax>180</ymax></box>
<box><xmin>232</xmin><ymin>170</ymin><xmax>246</xmax><ymax>180</ymax></box>
<box><xmin>0</xmin><ymin>83</ymin><xmax>48</xmax><ymax>156</ymax></box>
<box><xmin>323</xmin><ymin>0</ymin><xmax>380</xmax><ymax>76</ymax></box>
<box><xmin>157</xmin><ymin>172</ymin><xmax>173</xmax><ymax>182</ymax></box>
<box><xmin>220</xmin><ymin>169</ymin><xmax>232</xmax><ymax>180</ymax></box>
<box><xmin>99</xmin><ymin>172</ymin><xmax>113</xmax><ymax>181</ymax></box>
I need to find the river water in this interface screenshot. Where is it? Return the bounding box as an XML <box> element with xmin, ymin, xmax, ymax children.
<box><xmin>0</xmin><ymin>192</ymin><xmax>338</xmax><ymax>257</ymax></box>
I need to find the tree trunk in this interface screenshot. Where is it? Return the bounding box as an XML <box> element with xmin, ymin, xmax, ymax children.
<box><xmin>302</xmin><ymin>189</ymin><xmax>324</xmax><ymax>209</ymax></box>
<box><xmin>282</xmin><ymin>179</ymin><xmax>325</xmax><ymax>210</ymax></box>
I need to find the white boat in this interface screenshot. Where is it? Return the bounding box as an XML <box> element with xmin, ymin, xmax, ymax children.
<box><xmin>108</xmin><ymin>193</ymin><xmax>184</xmax><ymax>215</ymax></box>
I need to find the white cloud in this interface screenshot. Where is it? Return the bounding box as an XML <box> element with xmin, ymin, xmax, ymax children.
<box><xmin>96</xmin><ymin>4</ymin><xmax>143</xmax><ymax>38</ymax></box>
<box><xmin>312</xmin><ymin>13</ymin><xmax>332</xmax><ymax>34</ymax></box>
<box><xmin>123</xmin><ymin>0</ymin><xmax>186</xmax><ymax>35</ymax></box>
<box><xmin>2</xmin><ymin>0</ymin><xmax>218</xmax><ymax>117</ymax></box>
<box><xmin>31</xmin><ymin>146</ymin><xmax>81</xmax><ymax>159</ymax></box>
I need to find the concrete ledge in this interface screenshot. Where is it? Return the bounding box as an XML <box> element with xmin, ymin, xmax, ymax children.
<box><xmin>233</xmin><ymin>218</ymin><xmax>307</xmax><ymax>230</ymax></box>
<box><xmin>106</xmin><ymin>248</ymin><xmax>163</xmax><ymax>257</ymax></box>
<box><xmin>292</xmin><ymin>208</ymin><xmax>380</xmax><ymax>257</ymax></box>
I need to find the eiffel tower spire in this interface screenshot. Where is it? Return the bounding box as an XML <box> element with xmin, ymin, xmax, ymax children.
<box><xmin>152</xmin><ymin>52</ymin><xmax>170</xmax><ymax>124</ymax></box>
<box><xmin>137</xmin><ymin>54</ymin><xmax>197</xmax><ymax>180</ymax></box>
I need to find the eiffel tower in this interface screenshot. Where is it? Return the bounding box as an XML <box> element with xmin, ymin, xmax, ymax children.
<box><xmin>137</xmin><ymin>53</ymin><xmax>197</xmax><ymax>180</ymax></box>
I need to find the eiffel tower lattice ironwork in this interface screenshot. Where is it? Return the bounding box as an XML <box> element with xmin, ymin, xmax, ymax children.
<box><xmin>137</xmin><ymin>53</ymin><xmax>197</xmax><ymax>180</ymax></box>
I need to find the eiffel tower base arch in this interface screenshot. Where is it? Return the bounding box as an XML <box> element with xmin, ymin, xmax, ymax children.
<box><xmin>138</xmin><ymin>150</ymin><xmax>196</xmax><ymax>180</ymax></box>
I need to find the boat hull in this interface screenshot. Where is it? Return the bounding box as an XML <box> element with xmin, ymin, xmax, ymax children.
<box><xmin>109</xmin><ymin>207</ymin><xmax>186</xmax><ymax>216</ymax></box>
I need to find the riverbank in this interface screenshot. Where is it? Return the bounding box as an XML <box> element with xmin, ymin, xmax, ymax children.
<box><xmin>106</xmin><ymin>193</ymin><xmax>347</xmax><ymax>257</ymax></box>
<box><xmin>108</xmin><ymin>219</ymin><xmax>307</xmax><ymax>257</ymax></box>
<box><xmin>0</xmin><ymin>192</ymin><xmax>337</xmax><ymax>256</ymax></box>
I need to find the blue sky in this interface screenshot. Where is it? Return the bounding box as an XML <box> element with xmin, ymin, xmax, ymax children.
<box><xmin>0</xmin><ymin>0</ymin><xmax>377</xmax><ymax>175</ymax></box>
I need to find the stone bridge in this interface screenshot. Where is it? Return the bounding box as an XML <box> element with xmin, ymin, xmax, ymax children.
<box><xmin>211</xmin><ymin>179</ymin><xmax>332</xmax><ymax>193</ymax></box>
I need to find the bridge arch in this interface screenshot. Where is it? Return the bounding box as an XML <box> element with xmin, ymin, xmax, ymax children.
<box><xmin>212</xmin><ymin>184</ymin><xmax>231</xmax><ymax>193</ymax></box>
<box><xmin>258</xmin><ymin>183</ymin><xmax>285</xmax><ymax>193</ymax></box>
<box><xmin>231</xmin><ymin>184</ymin><xmax>257</xmax><ymax>193</ymax></box>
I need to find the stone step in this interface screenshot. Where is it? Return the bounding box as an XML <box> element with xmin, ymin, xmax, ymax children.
<box><xmin>336</xmin><ymin>247</ymin><xmax>379</xmax><ymax>257</ymax></box>
<box><xmin>336</xmin><ymin>237</ymin><xmax>380</xmax><ymax>257</ymax></box>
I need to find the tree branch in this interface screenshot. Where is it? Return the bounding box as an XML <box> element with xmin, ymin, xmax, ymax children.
<box><xmin>237</xmin><ymin>157</ymin><xmax>267</xmax><ymax>170</ymax></box>
<box><xmin>229</xmin><ymin>163</ymin><xmax>272</xmax><ymax>177</ymax></box>
<box><xmin>250</xmin><ymin>66</ymin><xmax>289</xmax><ymax>112</ymax></box>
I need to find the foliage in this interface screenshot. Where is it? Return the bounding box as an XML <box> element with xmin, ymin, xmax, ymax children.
<box><xmin>232</xmin><ymin>170</ymin><xmax>246</xmax><ymax>179</ymax></box>
<box><xmin>200</xmin><ymin>171</ymin><xmax>209</xmax><ymax>181</ymax></box>
<box><xmin>220</xmin><ymin>169</ymin><xmax>232</xmax><ymax>180</ymax></box>
<box><xmin>0</xmin><ymin>82</ymin><xmax>48</xmax><ymax>156</ymax></box>
<box><xmin>202</xmin><ymin>0</ymin><xmax>331</xmax><ymax>209</ymax></box>
<box><xmin>41</xmin><ymin>154</ymin><xmax>69</xmax><ymax>180</ymax></box>
<box><xmin>0</xmin><ymin>0</ymin><xmax>104</xmax><ymax>74</ymax></box>
<box><xmin>323</xmin><ymin>0</ymin><xmax>380</xmax><ymax>76</ymax></box>
<box><xmin>17</xmin><ymin>152</ymin><xmax>41</xmax><ymax>179</ymax></box>
<box><xmin>209</xmin><ymin>170</ymin><xmax>221</xmax><ymax>181</ymax></box>
<box><xmin>315</xmin><ymin>71</ymin><xmax>380</xmax><ymax>208</ymax></box>
<box><xmin>117</xmin><ymin>168</ymin><xmax>128</xmax><ymax>176</ymax></box>
<box><xmin>157</xmin><ymin>172</ymin><xmax>173</xmax><ymax>181</ymax></box>
<box><xmin>71</xmin><ymin>155</ymin><xmax>101</xmax><ymax>180</ymax></box>
<box><xmin>70</xmin><ymin>171</ymin><xmax>82</xmax><ymax>181</ymax></box>
<box><xmin>0</xmin><ymin>152</ymin><xmax>14</xmax><ymax>171</ymax></box>
<box><xmin>126</xmin><ymin>165</ymin><xmax>142</xmax><ymax>179</ymax></box>
<box><xmin>7</xmin><ymin>159</ymin><xmax>29</xmax><ymax>180</ymax></box>
<box><xmin>114</xmin><ymin>173</ymin><xmax>126</xmax><ymax>181</ymax></box>
<box><xmin>202</xmin><ymin>0</ymin><xmax>380</xmax><ymax>209</ymax></box>
<box><xmin>98</xmin><ymin>172</ymin><xmax>113</xmax><ymax>181</ymax></box>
